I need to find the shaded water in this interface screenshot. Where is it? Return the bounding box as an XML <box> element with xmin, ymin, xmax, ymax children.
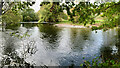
<box><xmin>0</xmin><ymin>24</ymin><xmax>120</xmax><ymax>66</ymax></box>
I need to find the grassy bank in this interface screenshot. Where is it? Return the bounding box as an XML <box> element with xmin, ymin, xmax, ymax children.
<box><xmin>55</xmin><ymin>19</ymin><xmax>118</xmax><ymax>31</ymax></box>
<box><xmin>56</xmin><ymin>20</ymin><xmax>104</xmax><ymax>27</ymax></box>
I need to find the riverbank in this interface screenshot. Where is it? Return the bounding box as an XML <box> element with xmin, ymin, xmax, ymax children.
<box><xmin>54</xmin><ymin>20</ymin><xmax>102</xmax><ymax>28</ymax></box>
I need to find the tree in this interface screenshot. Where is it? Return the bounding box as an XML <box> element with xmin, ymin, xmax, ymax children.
<box><xmin>38</xmin><ymin>0</ymin><xmax>64</xmax><ymax>23</ymax></box>
<box><xmin>38</xmin><ymin>2</ymin><xmax>63</xmax><ymax>23</ymax></box>
<box><xmin>91</xmin><ymin>1</ymin><xmax>120</xmax><ymax>30</ymax></box>
<box><xmin>62</xmin><ymin>2</ymin><xmax>102</xmax><ymax>25</ymax></box>
<box><xmin>1</xmin><ymin>1</ymin><xmax>35</xmax><ymax>30</ymax></box>
<box><xmin>2</xmin><ymin>10</ymin><xmax>22</xmax><ymax>29</ymax></box>
<box><xmin>61</xmin><ymin>1</ymin><xmax>120</xmax><ymax>27</ymax></box>
<box><xmin>21</xmin><ymin>8</ymin><xmax>39</xmax><ymax>22</ymax></box>
<box><xmin>2</xmin><ymin>0</ymin><xmax>35</xmax><ymax>15</ymax></box>
<box><xmin>100</xmin><ymin>1</ymin><xmax>120</xmax><ymax>28</ymax></box>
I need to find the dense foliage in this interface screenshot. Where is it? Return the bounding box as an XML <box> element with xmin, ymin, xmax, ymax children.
<box><xmin>38</xmin><ymin>2</ymin><xmax>64</xmax><ymax>23</ymax></box>
<box><xmin>2</xmin><ymin>1</ymin><xmax>35</xmax><ymax>29</ymax></box>
<box><xmin>38</xmin><ymin>1</ymin><xmax>120</xmax><ymax>29</ymax></box>
<box><xmin>22</xmin><ymin>8</ymin><xmax>39</xmax><ymax>22</ymax></box>
<box><xmin>80</xmin><ymin>57</ymin><xmax>120</xmax><ymax>67</ymax></box>
<box><xmin>62</xmin><ymin>1</ymin><xmax>120</xmax><ymax>26</ymax></box>
<box><xmin>2</xmin><ymin>1</ymin><xmax>35</xmax><ymax>15</ymax></box>
<box><xmin>101</xmin><ymin>2</ymin><xmax>120</xmax><ymax>28</ymax></box>
<box><xmin>62</xmin><ymin>2</ymin><xmax>97</xmax><ymax>25</ymax></box>
<box><xmin>2</xmin><ymin>10</ymin><xmax>22</xmax><ymax>28</ymax></box>
<box><xmin>1</xmin><ymin>0</ymin><xmax>120</xmax><ymax>29</ymax></box>
<box><xmin>91</xmin><ymin>1</ymin><xmax>120</xmax><ymax>30</ymax></box>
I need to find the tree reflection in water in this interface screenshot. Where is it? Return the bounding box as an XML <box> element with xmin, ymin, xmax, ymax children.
<box><xmin>1</xmin><ymin>24</ymin><xmax>120</xmax><ymax>66</ymax></box>
<box><xmin>100</xmin><ymin>28</ymin><xmax>120</xmax><ymax>63</ymax></box>
<box><xmin>5</xmin><ymin>24</ymin><xmax>21</xmax><ymax>30</ymax></box>
<box><xmin>38</xmin><ymin>24</ymin><xmax>61</xmax><ymax>49</ymax></box>
<box><xmin>70</xmin><ymin>28</ymin><xmax>91</xmax><ymax>52</ymax></box>
<box><xmin>1</xmin><ymin>31</ymin><xmax>37</xmax><ymax>67</ymax></box>
<box><xmin>22</xmin><ymin>23</ymin><xmax>37</xmax><ymax>29</ymax></box>
<box><xmin>115</xmin><ymin>28</ymin><xmax>120</xmax><ymax>61</ymax></box>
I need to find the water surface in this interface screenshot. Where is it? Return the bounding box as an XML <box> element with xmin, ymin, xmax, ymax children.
<box><xmin>0</xmin><ymin>24</ymin><xmax>120</xmax><ymax>66</ymax></box>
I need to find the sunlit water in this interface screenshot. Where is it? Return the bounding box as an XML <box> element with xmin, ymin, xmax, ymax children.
<box><xmin>0</xmin><ymin>24</ymin><xmax>120</xmax><ymax>66</ymax></box>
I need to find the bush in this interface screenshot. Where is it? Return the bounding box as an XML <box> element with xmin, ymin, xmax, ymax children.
<box><xmin>80</xmin><ymin>57</ymin><xmax>120</xmax><ymax>67</ymax></box>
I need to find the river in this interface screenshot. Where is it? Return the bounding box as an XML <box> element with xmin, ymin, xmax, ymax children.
<box><xmin>0</xmin><ymin>24</ymin><xmax>120</xmax><ymax>66</ymax></box>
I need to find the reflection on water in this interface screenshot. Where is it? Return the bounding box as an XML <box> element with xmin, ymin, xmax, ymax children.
<box><xmin>99</xmin><ymin>28</ymin><xmax>120</xmax><ymax>62</ymax></box>
<box><xmin>0</xmin><ymin>24</ymin><xmax>120</xmax><ymax>66</ymax></box>
<box><xmin>0</xmin><ymin>32</ymin><xmax>32</xmax><ymax>67</ymax></box>
<box><xmin>70</xmin><ymin>28</ymin><xmax>91</xmax><ymax>52</ymax></box>
<box><xmin>38</xmin><ymin>24</ymin><xmax>61</xmax><ymax>49</ymax></box>
<box><xmin>5</xmin><ymin>24</ymin><xmax>21</xmax><ymax>30</ymax></box>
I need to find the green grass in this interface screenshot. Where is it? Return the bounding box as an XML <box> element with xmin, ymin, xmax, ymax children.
<box><xmin>56</xmin><ymin>20</ymin><xmax>72</xmax><ymax>24</ymax></box>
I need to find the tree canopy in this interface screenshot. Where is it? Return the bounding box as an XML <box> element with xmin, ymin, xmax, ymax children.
<box><xmin>2</xmin><ymin>1</ymin><xmax>36</xmax><ymax>29</ymax></box>
<box><xmin>38</xmin><ymin>2</ymin><xmax>64</xmax><ymax>23</ymax></box>
<box><xmin>22</xmin><ymin>8</ymin><xmax>39</xmax><ymax>22</ymax></box>
<box><xmin>37</xmin><ymin>0</ymin><xmax>120</xmax><ymax>30</ymax></box>
<box><xmin>1</xmin><ymin>0</ymin><xmax>120</xmax><ymax>30</ymax></box>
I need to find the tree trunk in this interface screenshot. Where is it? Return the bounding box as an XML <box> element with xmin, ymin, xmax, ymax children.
<box><xmin>0</xmin><ymin>0</ymin><xmax>2</xmax><ymax>15</ymax></box>
<box><xmin>0</xmin><ymin>0</ymin><xmax>4</xmax><ymax>31</ymax></box>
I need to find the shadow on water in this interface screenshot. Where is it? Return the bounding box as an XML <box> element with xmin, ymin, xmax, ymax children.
<box><xmin>21</xmin><ymin>23</ymin><xmax>38</xmax><ymax>29</ymax></box>
<box><xmin>116</xmin><ymin>28</ymin><xmax>120</xmax><ymax>54</ymax></box>
<box><xmin>70</xmin><ymin>28</ymin><xmax>91</xmax><ymax>52</ymax></box>
<box><xmin>100</xmin><ymin>28</ymin><xmax>120</xmax><ymax>63</ymax></box>
<box><xmin>38</xmin><ymin>24</ymin><xmax>61</xmax><ymax>49</ymax></box>
<box><xmin>0</xmin><ymin>28</ymin><xmax>37</xmax><ymax>67</ymax></box>
<box><xmin>5</xmin><ymin>24</ymin><xmax>21</xmax><ymax>30</ymax></box>
<box><xmin>1</xmin><ymin>37</ymin><xmax>31</xmax><ymax>67</ymax></box>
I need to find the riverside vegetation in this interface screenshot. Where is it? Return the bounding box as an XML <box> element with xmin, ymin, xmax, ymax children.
<box><xmin>1</xmin><ymin>0</ymin><xmax>120</xmax><ymax>67</ymax></box>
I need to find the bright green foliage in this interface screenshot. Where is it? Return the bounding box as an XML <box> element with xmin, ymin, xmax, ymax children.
<box><xmin>81</xmin><ymin>57</ymin><xmax>120</xmax><ymax>67</ymax></box>
<box><xmin>101</xmin><ymin>2</ymin><xmax>120</xmax><ymax>28</ymax></box>
<box><xmin>62</xmin><ymin>2</ymin><xmax>99</xmax><ymax>25</ymax></box>
<box><xmin>2</xmin><ymin>1</ymin><xmax>120</xmax><ymax>30</ymax></box>
<box><xmin>62</xmin><ymin>1</ymin><xmax>120</xmax><ymax>27</ymax></box>
<box><xmin>2</xmin><ymin>10</ymin><xmax>22</xmax><ymax>27</ymax></box>
<box><xmin>22</xmin><ymin>8</ymin><xmax>39</xmax><ymax>22</ymax></box>
<box><xmin>38</xmin><ymin>2</ymin><xmax>63</xmax><ymax>23</ymax></box>
<box><xmin>34</xmin><ymin>1</ymin><xmax>120</xmax><ymax>28</ymax></box>
<box><xmin>2</xmin><ymin>1</ymin><xmax>35</xmax><ymax>29</ymax></box>
<box><xmin>90</xmin><ymin>1</ymin><xmax>120</xmax><ymax>30</ymax></box>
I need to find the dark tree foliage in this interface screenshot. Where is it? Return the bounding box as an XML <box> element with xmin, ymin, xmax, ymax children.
<box><xmin>40</xmin><ymin>2</ymin><xmax>50</xmax><ymax>6</ymax></box>
<box><xmin>22</xmin><ymin>8</ymin><xmax>39</xmax><ymax>22</ymax></box>
<box><xmin>2</xmin><ymin>1</ymin><xmax>35</xmax><ymax>15</ymax></box>
<box><xmin>2</xmin><ymin>1</ymin><xmax>36</xmax><ymax>31</ymax></box>
<box><xmin>38</xmin><ymin>1</ymin><xmax>63</xmax><ymax>23</ymax></box>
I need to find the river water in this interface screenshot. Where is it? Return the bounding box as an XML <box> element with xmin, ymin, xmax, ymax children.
<box><xmin>0</xmin><ymin>24</ymin><xmax>120</xmax><ymax>66</ymax></box>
